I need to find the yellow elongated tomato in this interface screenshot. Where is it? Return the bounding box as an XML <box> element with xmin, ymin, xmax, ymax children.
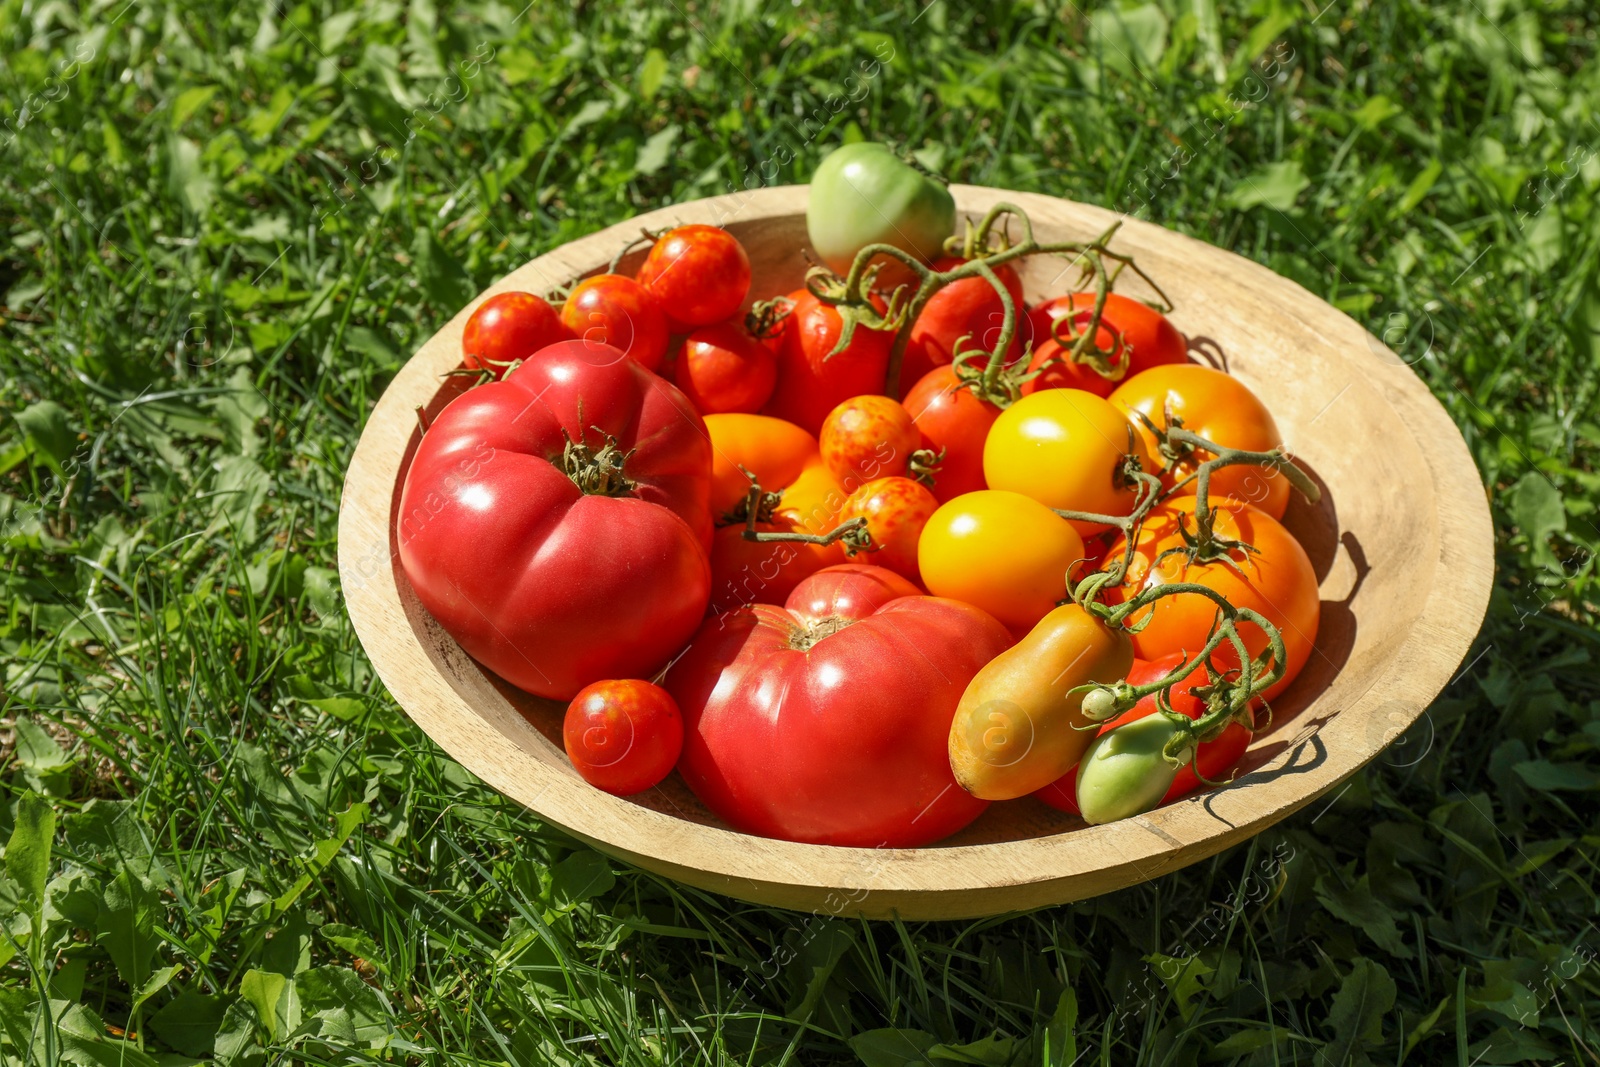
<box><xmin>1109</xmin><ymin>365</ymin><xmax>1291</xmax><ymax>519</ymax></box>
<box><xmin>917</xmin><ymin>490</ymin><xmax>1085</xmax><ymax>631</ymax></box>
<box><xmin>983</xmin><ymin>389</ymin><xmax>1154</xmax><ymax>535</ymax></box>
<box><xmin>704</xmin><ymin>413</ymin><xmax>818</xmax><ymax>517</ymax></box>
<box><xmin>948</xmin><ymin>604</ymin><xmax>1134</xmax><ymax>800</ymax></box>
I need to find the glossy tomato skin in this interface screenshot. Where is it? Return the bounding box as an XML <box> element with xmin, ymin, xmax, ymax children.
<box><xmin>900</xmin><ymin>257</ymin><xmax>1032</xmax><ymax>390</ymax></box>
<box><xmin>398</xmin><ymin>341</ymin><xmax>713</xmax><ymax>699</ymax></box>
<box><xmin>902</xmin><ymin>365</ymin><xmax>1001</xmax><ymax>502</ymax></box>
<box><xmin>983</xmin><ymin>388</ymin><xmax>1155</xmax><ymax>536</ymax></box>
<box><xmin>787</xmin><ymin>564</ymin><xmax>920</xmax><ymax>618</ymax></box>
<box><xmin>1034</xmin><ymin>655</ymin><xmax>1251</xmax><ymax>814</ymax></box>
<box><xmin>918</xmin><ymin>490</ymin><xmax>1085</xmax><ymax>631</ymax></box>
<box><xmin>462</xmin><ymin>292</ymin><xmax>573</xmax><ymax>377</ymax></box>
<box><xmin>636</xmin><ymin>225</ymin><xmax>752</xmax><ymax>331</ymax></box>
<box><xmin>665</xmin><ymin>594</ymin><xmax>1009</xmax><ymax>846</ymax></box>
<box><xmin>1024</xmin><ymin>293</ymin><xmax>1187</xmax><ymax>397</ymax></box>
<box><xmin>841</xmin><ymin>476</ymin><xmax>939</xmax><ymax>583</ymax></box>
<box><xmin>673</xmin><ymin>320</ymin><xmax>778</xmax><ymax>414</ymax></box>
<box><xmin>819</xmin><ymin>394</ymin><xmax>920</xmax><ymax>490</ymax></box>
<box><xmin>1109</xmin><ymin>364</ymin><xmax>1291</xmax><ymax>520</ymax></box>
<box><xmin>559</xmin><ymin>275</ymin><xmax>670</xmax><ymax>373</ymax></box>
<box><xmin>1106</xmin><ymin>497</ymin><xmax>1319</xmax><ymax>703</ymax></box>
<box><xmin>763</xmin><ymin>289</ymin><xmax>894</xmax><ymax>435</ymax></box>
<box><xmin>563</xmin><ymin>680</ymin><xmax>684</xmax><ymax>796</ymax></box>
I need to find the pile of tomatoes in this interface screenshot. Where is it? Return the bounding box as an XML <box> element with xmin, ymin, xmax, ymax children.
<box><xmin>395</xmin><ymin>145</ymin><xmax>1323</xmax><ymax>848</ymax></box>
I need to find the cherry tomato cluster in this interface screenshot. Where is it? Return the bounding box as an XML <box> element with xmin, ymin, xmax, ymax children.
<box><xmin>401</xmin><ymin>149</ymin><xmax>1327</xmax><ymax>843</ymax></box>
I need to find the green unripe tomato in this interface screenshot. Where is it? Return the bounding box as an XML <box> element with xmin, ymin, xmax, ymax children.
<box><xmin>1076</xmin><ymin>715</ymin><xmax>1195</xmax><ymax>825</ymax></box>
<box><xmin>807</xmin><ymin>143</ymin><xmax>955</xmax><ymax>280</ymax></box>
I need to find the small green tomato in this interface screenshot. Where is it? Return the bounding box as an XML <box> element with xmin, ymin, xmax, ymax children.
<box><xmin>807</xmin><ymin>143</ymin><xmax>955</xmax><ymax>280</ymax></box>
<box><xmin>1076</xmin><ymin>714</ymin><xmax>1196</xmax><ymax>825</ymax></box>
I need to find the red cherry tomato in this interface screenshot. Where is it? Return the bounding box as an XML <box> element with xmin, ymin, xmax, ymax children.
<box><xmin>763</xmin><ymin>289</ymin><xmax>894</xmax><ymax>435</ymax></box>
<box><xmin>841</xmin><ymin>477</ymin><xmax>938</xmax><ymax>583</ymax></box>
<box><xmin>462</xmin><ymin>292</ymin><xmax>572</xmax><ymax>378</ymax></box>
<box><xmin>1034</xmin><ymin>655</ymin><xmax>1252</xmax><ymax>814</ymax></box>
<box><xmin>636</xmin><ymin>225</ymin><xmax>752</xmax><ymax>331</ymax></box>
<box><xmin>1023</xmin><ymin>293</ymin><xmax>1187</xmax><ymax>397</ymax></box>
<box><xmin>786</xmin><ymin>563</ymin><xmax>921</xmax><ymax>618</ymax></box>
<box><xmin>901</xmin><ymin>365</ymin><xmax>1002</xmax><ymax>502</ymax></box>
<box><xmin>673</xmin><ymin>319</ymin><xmax>778</xmax><ymax>414</ymax></box>
<box><xmin>560</xmin><ymin>274</ymin><xmax>670</xmax><ymax>373</ymax></box>
<box><xmin>819</xmin><ymin>394</ymin><xmax>921</xmax><ymax>491</ymax></box>
<box><xmin>900</xmin><ymin>256</ymin><xmax>1032</xmax><ymax>390</ymax></box>
<box><xmin>665</xmin><ymin>592</ymin><xmax>1010</xmax><ymax>846</ymax></box>
<box><xmin>563</xmin><ymin>679</ymin><xmax>684</xmax><ymax>796</ymax></box>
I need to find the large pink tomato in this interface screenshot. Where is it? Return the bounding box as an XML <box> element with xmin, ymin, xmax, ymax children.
<box><xmin>665</xmin><ymin>571</ymin><xmax>1010</xmax><ymax>847</ymax></box>
<box><xmin>398</xmin><ymin>340</ymin><xmax>713</xmax><ymax>700</ymax></box>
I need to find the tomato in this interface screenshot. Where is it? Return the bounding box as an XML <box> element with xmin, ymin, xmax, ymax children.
<box><xmin>462</xmin><ymin>291</ymin><xmax>573</xmax><ymax>377</ymax></box>
<box><xmin>983</xmin><ymin>388</ymin><xmax>1155</xmax><ymax>536</ymax></box>
<box><xmin>763</xmin><ymin>289</ymin><xmax>895</xmax><ymax>434</ymax></box>
<box><xmin>564</xmin><ymin>679</ymin><xmax>684</xmax><ymax>796</ymax></box>
<box><xmin>703</xmin><ymin>414</ymin><xmax>850</xmax><ymax>611</ymax></box>
<box><xmin>665</xmin><ymin>585</ymin><xmax>1010</xmax><ymax>846</ymax></box>
<box><xmin>1109</xmin><ymin>364</ymin><xmax>1291</xmax><ymax>520</ymax></box>
<box><xmin>1074</xmin><ymin>714</ymin><xmax>1193</xmax><ymax>824</ymax></box>
<box><xmin>559</xmin><ymin>274</ymin><xmax>670</xmax><ymax>373</ymax></box>
<box><xmin>786</xmin><ymin>563</ymin><xmax>921</xmax><ymax>618</ymax></box>
<box><xmin>807</xmin><ymin>143</ymin><xmax>955</xmax><ymax>287</ymax></box>
<box><xmin>900</xmin><ymin>257</ymin><xmax>1032</xmax><ymax>390</ymax></box>
<box><xmin>948</xmin><ymin>604</ymin><xmax>1134</xmax><ymax>800</ymax></box>
<box><xmin>841</xmin><ymin>477</ymin><xmax>938</xmax><ymax>583</ymax></box>
<box><xmin>1035</xmin><ymin>655</ymin><xmax>1252</xmax><ymax>815</ymax></box>
<box><xmin>902</xmin><ymin>365</ymin><xmax>1002</xmax><ymax>502</ymax></box>
<box><xmin>918</xmin><ymin>490</ymin><xmax>1086</xmax><ymax>631</ymax></box>
<box><xmin>636</xmin><ymin>224</ymin><xmax>751</xmax><ymax>331</ymax></box>
<box><xmin>819</xmin><ymin>394</ymin><xmax>921</xmax><ymax>491</ymax></box>
<box><xmin>1105</xmin><ymin>497</ymin><xmax>1319</xmax><ymax>703</ymax></box>
<box><xmin>673</xmin><ymin>319</ymin><xmax>778</xmax><ymax>414</ymax></box>
<box><xmin>397</xmin><ymin>340</ymin><xmax>712</xmax><ymax>700</ymax></box>
<box><xmin>1023</xmin><ymin>293</ymin><xmax>1187</xmax><ymax>397</ymax></box>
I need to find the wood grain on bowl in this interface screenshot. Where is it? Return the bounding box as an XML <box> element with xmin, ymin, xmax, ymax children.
<box><xmin>338</xmin><ymin>185</ymin><xmax>1493</xmax><ymax>920</ymax></box>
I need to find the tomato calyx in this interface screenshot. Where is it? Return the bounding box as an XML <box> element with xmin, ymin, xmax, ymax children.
<box><xmin>746</xmin><ymin>296</ymin><xmax>795</xmax><ymax>341</ymax></box>
<box><xmin>907</xmin><ymin>446</ymin><xmax>945</xmax><ymax>487</ymax></box>
<box><xmin>561</xmin><ymin>428</ymin><xmax>639</xmax><ymax>497</ymax></box>
<box><xmin>787</xmin><ymin>613</ymin><xmax>854</xmax><ymax>651</ymax></box>
<box><xmin>608</xmin><ymin>227</ymin><xmax>663</xmax><ymax>274</ymax></box>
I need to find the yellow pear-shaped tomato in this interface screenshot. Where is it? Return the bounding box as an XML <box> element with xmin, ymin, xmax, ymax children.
<box><xmin>982</xmin><ymin>389</ymin><xmax>1154</xmax><ymax>535</ymax></box>
<box><xmin>948</xmin><ymin>604</ymin><xmax>1134</xmax><ymax>800</ymax></box>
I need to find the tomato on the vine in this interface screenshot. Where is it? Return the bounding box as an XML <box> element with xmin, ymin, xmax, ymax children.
<box><xmin>462</xmin><ymin>292</ymin><xmax>572</xmax><ymax>377</ymax></box>
<box><xmin>673</xmin><ymin>319</ymin><xmax>778</xmax><ymax>414</ymax></box>
<box><xmin>918</xmin><ymin>489</ymin><xmax>1086</xmax><ymax>632</ymax></box>
<box><xmin>900</xmin><ymin>257</ymin><xmax>1031</xmax><ymax>389</ymax></box>
<box><xmin>559</xmin><ymin>274</ymin><xmax>670</xmax><ymax>373</ymax></box>
<box><xmin>1034</xmin><ymin>655</ymin><xmax>1252</xmax><ymax>815</ymax></box>
<box><xmin>983</xmin><ymin>388</ymin><xmax>1155</xmax><ymax>535</ymax></box>
<box><xmin>763</xmin><ymin>289</ymin><xmax>894</xmax><ymax>434</ymax></box>
<box><xmin>1105</xmin><ymin>497</ymin><xmax>1319</xmax><ymax>703</ymax></box>
<box><xmin>841</xmin><ymin>476</ymin><xmax>938</xmax><ymax>583</ymax></box>
<box><xmin>636</xmin><ymin>225</ymin><xmax>752</xmax><ymax>331</ymax></box>
<box><xmin>1110</xmin><ymin>364</ymin><xmax>1292</xmax><ymax>520</ymax></box>
<box><xmin>1023</xmin><ymin>292</ymin><xmax>1187</xmax><ymax>398</ymax></box>
<box><xmin>564</xmin><ymin>679</ymin><xmax>684</xmax><ymax>796</ymax></box>
<box><xmin>819</xmin><ymin>394</ymin><xmax>921</xmax><ymax>491</ymax></box>
<box><xmin>902</xmin><ymin>365</ymin><xmax>1002</xmax><ymax>502</ymax></box>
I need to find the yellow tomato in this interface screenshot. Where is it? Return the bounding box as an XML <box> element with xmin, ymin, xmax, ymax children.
<box><xmin>982</xmin><ymin>388</ymin><xmax>1154</xmax><ymax>535</ymax></box>
<box><xmin>704</xmin><ymin>413</ymin><xmax>818</xmax><ymax>516</ymax></box>
<box><xmin>918</xmin><ymin>490</ymin><xmax>1086</xmax><ymax>630</ymax></box>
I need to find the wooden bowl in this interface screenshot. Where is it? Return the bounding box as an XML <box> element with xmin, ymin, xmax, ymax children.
<box><xmin>338</xmin><ymin>185</ymin><xmax>1493</xmax><ymax>920</ymax></box>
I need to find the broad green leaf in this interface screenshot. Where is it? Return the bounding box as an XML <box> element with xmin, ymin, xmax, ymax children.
<box><xmin>850</xmin><ymin>1028</ymin><xmax>939</xmax><ymax>1067</ymax></box>
<box><xmin>1509</xmin><ymin>473</ymin><xmax>1565</xmax><ymax>558</ymax></box>
<box><xmin>783</xmin><ymin>920</ymin><xmax>854</xmax><ymax>1021</ymax></box>
<box><xmin>549</xmin><ymin>851</ymin><xmax>614</xmax><ymax>911</ymax></box>
<box><xmin>1513</xmin><ymin>760</ymin><xmax>1600</xmax><ymax>791</ymax></box>
<box><xmin>296</xmin><ymin>965</ymin><xmax>394</xmax><ymax>1046</ymax></box>
<box><xmin>211</xmin><ymin>455</ymin><xmax>272</xmax><ymax>542</ymax></box>
<box><xmin>1043</xmin><ymin>987</ymin><xmax>1077</xmax><ymax>1066</ymax></box>
<box><xmin>1322</xmin><ymin>957</ymin><xmax>1396</xmax><ymax>1064</ymax></box>
<box><xmin>96</xmin><ymin>867</ymin><xmax>161</xmax><ymax>992</ymax></box>
<box><xmin>320</xmin><ymin>9</ymin><xmax>360</xmax><ymax>51</ymax></box>
<box><xmin>167</xmin><ymin>135</ymin><xmax>215</xmax><ymax>215</ymax></box>
<box><xmin>6</xmin><ymin>794</ymin><xmax>55</xmax><ymax>909</ymax></box>
<box><xmin>212</xmin><ymin>997</ymin><xmax>266</xmax><ymax>1067</ymax></box>
<box><xmin>239</xmin><ymin>969</ymin><xmax>291</xmax><ymax>1043</ymax></box>
<box><xmin>638</xmin><ymin>48</ymin><xmax>668</xmax><ymax>100</ymax></box>
<box><xmin>929</xmin><ymin>1033</ymin><xmax>1018</xmax><ymax>1064</ymax></box>
<box><xmin>636</xmin><ymin>124</ymin><xmax>680</xmax><ymax>176</ymax></box>
<box><xmin>1145</xmin><ymin>953</ymin><xmax>1215</xmax><ymax>1021</ymax></box>
<box><xmin>57</xmin><ymin>1003</ymin><xmax>162</xmax><ymax>1067</ymax></box>
<box><xmin>273</xmin><ymin>803</ymin><xmax>369</xmax><ymax>914</ymax></box>
<box><xmin>170</xmin><ymin>85</ymin><xmax>217</xmax><ymax>128</ymax></box>
<box><xmin>411</xmin><ymin>229</ymin><xmax>473</xmax><ymax>312</ymax></box>
<box><xmin>1314</xmin><ymin>875</ymin><xmax>1413</xmax><ymax>958</ymax></box>
<box><xmin>1227</xmin><ymin>160</ymin><xmax>1310</xmax><ymax>212</ymax></box>
<box><xmin>149</xmin><ymin>991</ymin><xmax>232</xmax><ymax>1057</ymax></box>
<box><xmin>1088</xmin><ymin>3</ymin><xmax>1168</xmax><ymax>74</ymax></box>
<box><xmin>319</xmin><ymin>923</ymin><xmax>388</xmax><ymax>973</ymax></box>
<box><xmin>15</xmin><ymin>401</ymin><xmax>75</xmax><ymax>470</ymax></box>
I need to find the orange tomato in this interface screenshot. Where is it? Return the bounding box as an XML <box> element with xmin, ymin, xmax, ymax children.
<box><xmin>819</xmin><ymin>395</ymin><xmax>921</xmax><ymax>492</ymax></box>
<box><xmin>841</xmin><ymin>477</ymin><xmax>939</xmax><ymax>583</ymax></box>
<box><xmin>1105</xmin><ymin>497</ymin><xmax>1319</xmax><ymax>703</ymax></box>
<box><xmin>1109</xmin><ymin>365</ymin><xmax>1291</xmax><ymax>520</ymax></box>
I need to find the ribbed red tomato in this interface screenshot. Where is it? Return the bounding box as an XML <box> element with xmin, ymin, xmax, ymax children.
<box><xmin>398</xmin><ymin>340</ymin><xmax>712</xmax><ymax>700</ymax></box>
<box><xmin>1034</xmin><ymin>655</ymin><xmax>1252</xmax><ymax>815</ymax></box>
<box><xmin>665</xmin><ymin>575</ymin><xmax>1010</xmax><ymax>846</ymax></box>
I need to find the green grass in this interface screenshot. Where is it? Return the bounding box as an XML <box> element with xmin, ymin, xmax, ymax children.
<box><xmin>1</xmin><ymin>0</ymin><xmax>1598</xmax><ymax>1063</ymax></box>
